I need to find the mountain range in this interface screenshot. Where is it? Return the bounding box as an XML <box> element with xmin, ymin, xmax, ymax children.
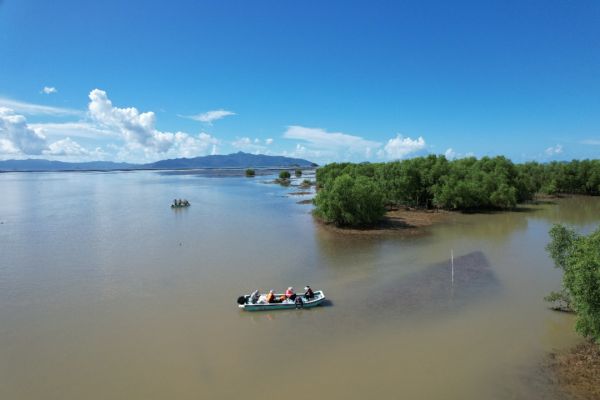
<box><xmin>0</xmin><ymin>152</ymin><xmax>317</xmax><ymax>172</ymax></box>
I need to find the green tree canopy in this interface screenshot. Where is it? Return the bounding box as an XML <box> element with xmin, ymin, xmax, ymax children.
<box><xmin>314</xmin><ymin>174</ymin><xmax>385</xmax><ymax>227</ymax></box>
<box><xmin>546</xmin><ymin>224</ymin><xmax>600</xmax><ymax>341</ymax></box>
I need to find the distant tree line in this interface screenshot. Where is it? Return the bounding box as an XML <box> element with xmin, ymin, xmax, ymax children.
<box><xmin>314</xmin><ymin>156</ymin><xmax>600</xmax><ymax>226</ymax></box>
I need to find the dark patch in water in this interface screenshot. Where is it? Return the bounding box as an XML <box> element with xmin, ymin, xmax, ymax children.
<box><xmin>348</xmin><ymin>251</ymin><xmax>500</xmax><ymax>320</ymax></box>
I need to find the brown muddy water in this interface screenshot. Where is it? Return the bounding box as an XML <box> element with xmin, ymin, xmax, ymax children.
<box><xmin>1</xmin><ymin>171</ymin><xmax>599</xmax><ymax>400</ymax></box>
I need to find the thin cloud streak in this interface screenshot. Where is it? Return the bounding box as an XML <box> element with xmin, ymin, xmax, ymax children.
<box><xmin>179</xmin><ymin>109</ymin><xmax>236</xmax><ymax>124</ymax></box>
<box><xmin>0</xmin><ymin>96</ymin><xmax>82</xmax><ymax>116</ymax></box>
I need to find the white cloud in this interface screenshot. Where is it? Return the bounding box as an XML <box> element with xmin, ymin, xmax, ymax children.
<box><xmin>378</xmin><ymin>134</ymin><xmax>426</xmax><ymax>160</ymax></box>
<box><xmin>265</xmin><ymin>138</ymin><xmax>273</xmax><ymax>145</ymax></box>
<box><xmin>88</xmin><ymin>89</ymin><xmax>157</xmax><ymax>147</ymax></box>
<box><xmin>232</xmin><ymin>136</ymin><xmax>268</xmax><ymax>154</ymax></box>
<box><xmin>444</xmin><ymin>148</ymin><xmax>457</xmax><ymax>160</ymax></box>
<box><xmin>0</xmin><ymin>138</ymin><xmax>20</xmax><ymax>155</ymax></box>
<box><xmin>545</xmin><ymin>144</ymin><xmax>563</xmax><ymax>156</ymax></box>
<box><xmin>87</xmin><ymin>89</ymin><xmax>219</xmax><ymax>159</ymax></box>
<box><xmin>0</xmin><ymin>97</ymin><xmax>81</xmax><ymax>116</ymax></box>
<box><xmin>0</xmin><ymin>107</ymin><xmax>48</xmax><ymax>155</ymax></box>
<box><xmin>44</xmin><ymin>137</ymin><xmax>89</xmax><ymax>156</ymax></box>
<box><xmin>169</xmin><ymin>132</ymin><xmax>219</xmax><ymax>158</ymax></box>
<box><xmin>29</xmin><ymin>122</ymin><xmax>118</xmax><ymax>139</ymax></box>
<box><xmin>41</xmin><ymin>86</ymin><xmax>57</xmax><ymax>95</ymax></box>
<box><xmin>182</xmin><ymin>109</ymin><xmax>236</xmax><ymax>124</ymax></box>
<box><xmin>284</xmin><ymin>126</ymin><xmax>380</xmax><ymax>153</ymax></box>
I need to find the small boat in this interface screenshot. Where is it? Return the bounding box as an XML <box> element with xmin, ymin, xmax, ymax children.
<box><xmin>171</xmin><ymin>203</ymin><xmax>191</xmax><ymax>208</ymax></box>
<box><xmin>237</xmin><ymin>290</ymin><xmax>326</xmax><ymax>311</ymax></box>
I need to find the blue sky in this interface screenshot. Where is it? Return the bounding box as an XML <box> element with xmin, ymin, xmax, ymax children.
<box><xmin>0</xmin><ymin>0</ymin><xmax>599</xmax><ymax>164</ymax></box>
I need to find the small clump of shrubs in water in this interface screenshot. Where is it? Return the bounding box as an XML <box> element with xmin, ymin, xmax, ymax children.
<box><xmin>275</xmin><ymin>170</ymin><xmax>291</xmax><ymax>186</ymax></box>
<box><xmin>245</xmin><ymin>168</ymin><xmax>255</xmax><ymax>177</ymax></box>
<box><xmin>300</xmin><ymin>179</ymin><xmax>313</xmax><ymax>188</ymax></box>
<box><xmin>295</xmin><ymin>169</ymin><xmax>302</xmax><ymax>177</ymax></box>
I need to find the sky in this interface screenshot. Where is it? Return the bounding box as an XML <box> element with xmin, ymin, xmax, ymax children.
<box><xmin>0</xmin><ymin>0</ymin><xmax>599</xmax><ymax>164</ymax></box>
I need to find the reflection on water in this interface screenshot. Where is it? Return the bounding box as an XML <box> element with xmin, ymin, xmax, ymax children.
<box><xmin>1</xmin><ymin>172</ymin><xmax>598</xmax><ymax>400</ymax></box>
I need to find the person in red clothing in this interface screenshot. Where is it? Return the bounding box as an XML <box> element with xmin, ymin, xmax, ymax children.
<box><xmin>285</xmin><ymin>286</ymin><xmax>296</xmax><ymax>301</ymax></box>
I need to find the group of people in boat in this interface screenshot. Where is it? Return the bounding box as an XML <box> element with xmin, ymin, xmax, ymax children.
<box><xmin>171</xmin><ymin>198</ymin><xmax>190</xmax><ymax>207</ymax></box>
<box><xmin>249</xmin><ymin>285</ymin><xmax>314</xmax><ymax>305</ymax></box>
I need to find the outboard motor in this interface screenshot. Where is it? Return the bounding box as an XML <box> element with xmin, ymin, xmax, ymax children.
<box><xmin>237</xmin><ymin>296</ymin><xmax>247</xmax><ymax>305</ymax></box>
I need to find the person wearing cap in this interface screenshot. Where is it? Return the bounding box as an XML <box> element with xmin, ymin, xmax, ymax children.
<box><xmin>304</xmin><ymin>285</ymin><xmax>314</xmax><ymax>299</ymax></box>
<box><xmin>266</xmin><ymin>290</ymin><xmax>276</xmax><ymax>303</ymax></box>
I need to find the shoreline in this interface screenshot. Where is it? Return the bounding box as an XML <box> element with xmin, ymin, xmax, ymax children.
<box><xmin>547</xmin><ymin>340</ymin><xmax>600</xmax><ymax>399</ymax></box>
<box><xmin>315</xmin><ymin>208</ymin><xmax>453</xmax><ymax>236</ymax></box>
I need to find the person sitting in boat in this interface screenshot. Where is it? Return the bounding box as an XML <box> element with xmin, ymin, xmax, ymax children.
<box><xmin>304</xmin><ymin>285</ymin><xmax>314</xmax><ymax>299</ymax></box>
<box><xmin>250</xmin><ymin>289</ymin><xmax>260</xmax><ymax>304</ymax></box>
<box><xmin>183</xmin><ymin>199</ymin><xmax>190</xmax><ymax>206</ymax></box>
<box><xmin>266</xmin><ymin>290</ymin><xmax>276</xmax><ymax>303</ymax></box>
<box><xmin>285</xmin><ymin>287</ymin><xmax>296</xmax><ymax>301</ymax></box>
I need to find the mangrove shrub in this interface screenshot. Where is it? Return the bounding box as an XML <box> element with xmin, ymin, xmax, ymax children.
<box><xmin>279</xmin><ymin>170</ymin><xmax>291</xmax><ymax>180</ymax></box>
<box><xmin>314</xmin><ymin>174</ymin><xmax>385</xmax><ymax>227</ymax></box>
<box><xmin>546</xmin><ymin>224</ymin><xmax>600</xmax><ymax>341</ymax></box>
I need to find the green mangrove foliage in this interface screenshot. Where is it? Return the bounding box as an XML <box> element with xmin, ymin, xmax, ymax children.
<box><xmin>546</xmin><ymin>224</ymin><xmax>600</xmax><ymax>342</ymax></box>
<box><xmin>245</xmin><ymin>168</ymin><xmax>256</xmax><ymax>177</ymax></box>
<box><xmin>295</xmin><ymin>169</ymin><xmax>303</xmax><ymax>177</ymax></box>
<box><xmin>314</xmin><ymin>174</ymin><xmax>385</xmax><ymax>227</ymax></box>
<box><xmin>279</xmin><ymin>170</ymin><xmax>291</xmax><ymax>180</ymax></box>
<box><xmin>317</xmin><ymin>157</ymin><xmax>600</xmax><ymax>208</ymax></box>
<box><xmin>314</xmin><ymin>156</ymin><xmax>600</xmax><ymax>226</ymax></box>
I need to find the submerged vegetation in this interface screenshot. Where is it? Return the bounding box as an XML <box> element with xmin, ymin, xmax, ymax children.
<box><xmin>546</xmin><ymin>224</ymin><xmax>600</xmax><ymax>342</ymax></box>
<box><xmin>315</xmin><ymin>156</ymin><xmax>600</xmax><ymax>227</ymax></box>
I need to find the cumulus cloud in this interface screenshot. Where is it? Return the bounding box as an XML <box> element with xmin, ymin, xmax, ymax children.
<box><xmin>545</xmin><ymin>144</ymin><xmax>563</xmax><ymax>156</ymax></box>
<box><xmin>444</xmin><ymin>148</ymin><xmax>457</xmax><ymax>160</ymax></box>
<box><xmin>281</xmin><ymin>126</ymin><xmax>428</xmax><ymax>162</ymax></box>
<box><xmin>0</xmin><ymin>97</ymin><xmax>81</xmax><ymax>116</ymax></box>
<box><xmin>0</xmin><ymin>107</ymin><xmax>47</xmax><ymax>155</ymax></box>
<box><xmin>88</xmin><ymin>89</ymin><xmax>157</xmax><ymax>148</ymax></box>
<box><xmin>44</xmin><ymin>137</ymin><xmax>89</xmax><ymax>156</ymax></box>
<box><xmin>41</xmin><ymin>86</ymin><xmax>57</xmax><ymax>95</ymax></box>
<box><xmin>265</xmin><ymin>138</ymin><xmax>274</xmax><ymax>145</ymax></box>
<box><xmin>87</xmin><ymin>89</ymin><xmax>218</xmax><ymax>159</ymax></box>
<box><xmin>182</xmin><ymin>109</ymin><xmax>236</xmax><ymax>124</ymax></box>
<box><xmin>378</xmin><ymin>134</ymin><xmax>426</xmax><ymax>160</ymax></box>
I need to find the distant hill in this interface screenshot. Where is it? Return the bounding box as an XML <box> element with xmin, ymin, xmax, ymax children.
<box><xmin>0</xmin><ymin>152</ymin><xmax>317</xmax><ymax>172</ymax></box>
<box><xmin>145</xmin><ymin>152</ymin><xmax>316</xmax><ymax>169</ymax></box>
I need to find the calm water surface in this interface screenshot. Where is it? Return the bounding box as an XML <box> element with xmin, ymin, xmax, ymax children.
<box><xmin>1</xmin><ymin>171</ymin><xmax>599</xmax><ymax>400</ymax></box>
